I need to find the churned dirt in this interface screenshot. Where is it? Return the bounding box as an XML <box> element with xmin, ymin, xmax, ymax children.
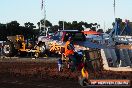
<box><xmin>0</xmin><ymin>58</ymin><xmax>82</xmax><ymax>88</ymax></box>
<box><xmin>0</xmin><ymin>58</ymin><xmax>131</xmax><ymax>88</ymax></box>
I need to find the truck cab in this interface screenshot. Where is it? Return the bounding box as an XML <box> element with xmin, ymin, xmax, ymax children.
<box><xmin>51</xmin><ymin>30</ymin><xmax>86</xmax><ymax>42</ymax></box>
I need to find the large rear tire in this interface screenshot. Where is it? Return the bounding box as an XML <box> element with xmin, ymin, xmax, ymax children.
<box><xmin>34</xmin><ymin>42</ymin><xmax>47</xmax><ymax>58</ymax></box>
<box><xmin>2</xmin><ymin>41</ymin><xmax>17</xmax><ymax>57</ymax></box>
<box><xmin>39</xmin><ymin>44</ymin><xmax>46</xmax><ymax>54</ymax></box>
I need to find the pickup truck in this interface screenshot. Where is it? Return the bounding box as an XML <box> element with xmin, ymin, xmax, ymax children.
<box><xmin>37</xmin><ymin>30</ymin><xmax>88</xmax><ymax>55</ymax></box>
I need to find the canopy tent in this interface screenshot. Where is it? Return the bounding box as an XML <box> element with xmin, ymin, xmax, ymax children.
<box><xmin>82</xmin><ymin>30</ymin><xmax>101</xmax><ymax>35</ymax></box>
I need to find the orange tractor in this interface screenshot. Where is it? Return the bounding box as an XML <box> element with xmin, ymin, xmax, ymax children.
<box><xmin>2</xmin><ymin>35</ymin><xmax>42</xmax><ymax>57</ymax></box>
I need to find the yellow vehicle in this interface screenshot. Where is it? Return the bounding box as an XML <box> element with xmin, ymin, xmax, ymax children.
<box><xmin>2</xmin><ymin>35</ymin><xmax>41</xmax><ymax>57</ymax></box>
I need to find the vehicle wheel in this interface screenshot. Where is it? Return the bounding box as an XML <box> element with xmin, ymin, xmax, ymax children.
<box><xmin>2</xmin><ymin>41</ymin><xmax>17</xmax><ymax>57</ymax></box>
<box><xmin>34</xmin><ymin>52</ymin><xmax>39</xmax><ymax>58</ymax></box>
<box><xmin>39</xmin><ymin>44</ymin><xmax>46</xmax><ymax>53</ymax></box>
<box><xmin>36</xmin><ymin>43</ymin><xmax>47</xmax><ymax>57</ymax></box>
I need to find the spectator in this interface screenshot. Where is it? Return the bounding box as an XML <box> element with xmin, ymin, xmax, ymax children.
<box><xmin>57</xmin><ymin>58</ymin><xmax>63</xmax><ymax>72</ymax></box>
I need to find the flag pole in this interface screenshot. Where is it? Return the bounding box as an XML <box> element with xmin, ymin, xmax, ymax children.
<box><xmin>114</xmin><ymin>0</ymin><xmax>116</xmax><ymax>20</ymax></box>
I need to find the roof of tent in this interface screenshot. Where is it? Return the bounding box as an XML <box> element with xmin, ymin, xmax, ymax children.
<box><xmin>82</xmin><ymin>30</ymin><xmax>101</xmax><ymax>35</ymax></box>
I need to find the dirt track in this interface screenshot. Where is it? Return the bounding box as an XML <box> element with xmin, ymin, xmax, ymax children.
<box><xmin>0</xmin><ymin>57</ymin><xmax>132</xmax><ymax>88</ymax></box>
<box><xmin>0</xmin><ymin>75</ymin><xmax>81</xmax><ymax>88</ymax></box>
<box><xmin>0</xmin><ymin>57</ymin><xmax>82</xmax><ymax>88</ymax></box>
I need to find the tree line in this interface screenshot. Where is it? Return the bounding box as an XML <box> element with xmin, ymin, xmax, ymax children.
<box><xmin>0</xmin><ymin>20</ymin><xmax>105</xmax><ymax>41</ymax></box>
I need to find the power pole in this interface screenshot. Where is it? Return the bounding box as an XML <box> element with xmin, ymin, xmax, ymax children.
<box><xmin>43</xmin><ymin>0</ymin><xmax>46</xmax><ymax>31</ymax></box>
<box><xmin>40</xmin><ymin>0</ymin><xmax>47</xmax><ymax>36</ymax></box>
<box><xmin>63</xmin><ymin>21</ymin><xmax>64</xmax><ymax>30</ymax></box>
<box><xmin>104</xmin><ymin>21</ymin><xmax>106</xmax><ymax>31</ymax></box>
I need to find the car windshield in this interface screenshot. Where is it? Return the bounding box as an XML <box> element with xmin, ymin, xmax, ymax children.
<box><xmin>63</xmin><ymin>32</ymin><xmax>86</xmax><ymax>42</ymax></box>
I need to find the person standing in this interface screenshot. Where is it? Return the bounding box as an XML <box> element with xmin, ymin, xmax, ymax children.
<box><xmin>64</xmin><ymin>37</ymin><xmax>75</xmax><ymax>57</ymax></box>
<box><xmin>64</xmin><ymin>36</ymin><xmax>77</xmax><ymax>71</ymax></box>
<box><xmin>57</xmin><ymin>58</ymin><xmax>63</xmax><ymax>72</ymax></box>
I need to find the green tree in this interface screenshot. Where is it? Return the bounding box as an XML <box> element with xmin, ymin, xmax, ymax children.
<box><xmin>37</xmin><ymin>22</ymin><xmax>41</xmax><ymax>30</ymax></box>
<box><xmin>91</xmin><ymin>27</ymin><xmax>96</xmax><ymax>31</ymax></box>
<box><xmin>7</xmin><ymin>21</ymin><xmax>20</xmax><ymax>35</ymax></box>
<box><xmin>105</xmin><ymin>28</ymin><xmax>112</xmax><ymax>34</ymax></box>
<box><xmin>24</xmin><ymin>22</ymin><xmax>36</xmax><ymax>39</ymax></box>
<box><xmin>0</xmin><ymin>24</ymin><xmax>7</xmax><ymax>40</ymax></box>
<box><xmin>97</xmin><ymin>29</ymin><xmax>104</xmax><ymax>33</ymax></box>
<box><xmin>50</xmin><ymin>25</ymin><xmax>59</xmax><ymax>32</ymax></box>
<box><xmin>58</xmin><ymin>21</ymin><xmax>66</xmax><ymax>30</ymax></box>
<box><xmin>24</xmin><ymin>22</ymin><xmax>35</xmax><ymax>29</ymax></box>
<box><xmin>40</xmin><ymin>19</ymin><xmax>52</xmax><ymax>28</ymax></box>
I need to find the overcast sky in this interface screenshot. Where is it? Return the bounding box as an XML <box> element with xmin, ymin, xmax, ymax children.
<box><xmin>0</xmin><ymin>0</ymin><xmax>132</xmax><ymax>31</ymax></box>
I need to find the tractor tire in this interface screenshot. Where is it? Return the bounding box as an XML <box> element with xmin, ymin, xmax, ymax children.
<box><xmin>36</xmin><ymin>42</ymin><xmax>51</xmax><ymax>57</ymax></box>
<box><xmin>35</xmin><ymin>43</ymin><xmax>47</xmax><ymax>57</ymax></box>
<box><xmin>39</xmin><ymin>44</ymin><xmax>46</xmax><ymax>54</ymax></box>
<box><xmin>2</xmin><ymin>41</ymin><xmax>17</xmax><ymax>57</ymax></box>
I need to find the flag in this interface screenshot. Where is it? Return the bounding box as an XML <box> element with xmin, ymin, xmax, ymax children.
<box><xmin>41</xmin><ymin>0</ymin><xmax>43</xmax><ymax>10</ymax></box>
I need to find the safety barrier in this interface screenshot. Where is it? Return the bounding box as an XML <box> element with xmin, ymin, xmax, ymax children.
<box><xmin>101</xmin><ymin>49</ymin><xmax>132</xmax><ymax>71</ymax></box>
